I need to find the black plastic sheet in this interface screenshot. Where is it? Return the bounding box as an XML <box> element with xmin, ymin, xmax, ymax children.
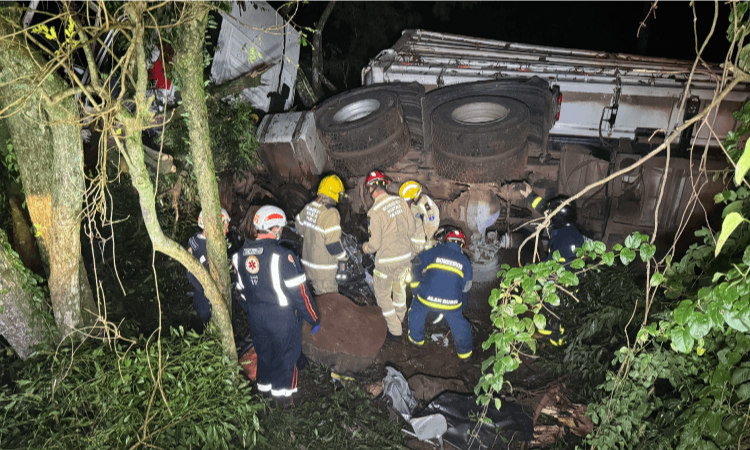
<box><xmin>414</xmin><ymin>392</ymin><xmax>532</xmax><ymax>449</ymax></box>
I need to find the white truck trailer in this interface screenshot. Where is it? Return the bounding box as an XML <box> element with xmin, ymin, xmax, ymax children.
<box><xmin>257</xmin><ymin>29</ymin><xmax>748</xmax><ymax>282</ymax></box>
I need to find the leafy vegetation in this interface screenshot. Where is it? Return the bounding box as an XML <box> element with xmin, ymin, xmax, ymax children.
<box><xmin>0</xmin><ymin>327</ymin><xmax>263</xmax><ymax>450</ymax></box>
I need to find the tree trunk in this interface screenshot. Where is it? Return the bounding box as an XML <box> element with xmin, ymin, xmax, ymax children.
<box><xmin>0</xmin><ymin>230</ymin><xmax>46</xmax><ymax>358</ymax></box>
<box><xmin>173</xmin><ymin>3</ymin><xmax>233</xmax><ymax>326</ymax></box>
<box><xmin>122</xmin><ymin>2</ymin><xmax>237</xmax><ymax>360</ymax></box>
<box><xmin>0</xmin><ymin>10</ymin><xmax>97</xmax><ymax>339</ymax></box>
<box><xmin>312</xmin><ymin>1</ymin><xmax>336</xmax><ymax>99</ymax></box>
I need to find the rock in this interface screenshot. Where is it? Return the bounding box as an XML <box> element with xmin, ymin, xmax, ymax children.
<box><xmin>408</xmin><ymin>374</ymin><xmax>469</xmax><ymax>402</ymax></box>
<box><xmin>301</xmin><ymin>293</ymin><xmax>387</xmax><ymax>373</ymax></box>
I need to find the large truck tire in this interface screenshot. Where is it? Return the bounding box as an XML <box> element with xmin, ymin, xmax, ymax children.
<box><xmin>329</xmin><ymin>120</ymin><xmax>411</xmax><ymax>177</ymax></box>
<box><xmin>423</xmin><ymin>77</ymin><xmax>554</xmax><ymax>156</ymax></box>
<box><xmin>431</xmin><ymin>96</ymin><xmax>530</xmax><ymax>157</ymax></box>
<box><xmin>432</xmin><ymin>141</ymin><xmax>528</xmax><ymax>183</ymax></box>
<box><xmin>316</xmin><ymin>89</ymin><xmax>408</xmax><ymax>154</ymax></box>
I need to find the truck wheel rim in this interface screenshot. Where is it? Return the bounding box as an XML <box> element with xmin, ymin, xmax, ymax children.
<box><xmin>333</xmin><ymin>99</ymin><xmax>381</xmax><ymax>123</ymax></box>
<box><xmin>451</xmin><ymin>102</ymin><xmax>509</xmax><ymax>125</ymax></box>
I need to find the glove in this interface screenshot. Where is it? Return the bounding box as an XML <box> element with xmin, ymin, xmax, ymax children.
<box><xmin>335</xmin><ymin>260</ymin><xmax>349</xmax><ymax>283</ymax></box>
<box><xmin>312</xmin><ymin>324</ymin><xmax>320</xmax><ymax>335</ymax></box>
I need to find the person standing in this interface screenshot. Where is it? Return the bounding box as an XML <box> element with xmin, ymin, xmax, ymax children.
<box><xmin>362</xmin><ymin>171</ymin><xmax>416</xmax><ymax>342</ymax></box>
<box><xmin>408</xmin><ymin>228</ymin><xmax>474</xmax><ymax>360</ymax></box>
<box><xmin>233</xmin><ymin>205</ymin><xmax>320</xmax><ymax>406</ymax></box>
<box><xmin>186</xmin><ymin>208</ymin><xmax>235</xmax><ymax>327</ymax></box>
<box><xmin>295</xmin><ymin>175</ymin><xmax>348</xmax><ymax>295</ymax></box>
<box><xmin>399</xmin><ymin>180</ymin><xmax>440</xmax><ymax>255</ymax></box>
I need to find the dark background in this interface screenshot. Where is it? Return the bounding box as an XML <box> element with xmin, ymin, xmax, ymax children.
<box><xmin>276</xmin><ymin>1</ymin><xmax>732</xmax><ymax>90</ymax></box>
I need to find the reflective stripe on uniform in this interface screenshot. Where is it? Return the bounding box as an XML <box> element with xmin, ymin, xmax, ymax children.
<box><xmin>284</xmin><ymin>273</ymin><xmax>307</xmax><ymax>288</ymax></box>
<box><xmin>417</xmin><ymin>294</ymin><xmax>461</xmax><ymax>311</ymax></box>
<box><xmin>301</xmin><ymin>259</ymin><xmax>337</xmax><ymax>270</ymax></box>
<box><xmin>382</xmin><ymin>308</ymin><xmax>396</xmax><ymax>317</ymax></box>
<box><xmin>411</xmin><ymin>237</ymin><xmax>426</xmax><ymax>244</ymax></box>
<box><xmin>457</xmin><ymin>350</ymin><xmax>472</xmax><ymax>359</ymax></box>
<box><xmin>532</xmin><ymin>197</ymin><xmax>543</xmax><ymax>208</ymax></box>
<box><xmin>199</xmin><ymin>255</ymin><xmax>206</xmax><ymax>264</ymax></box>
<box><xmin>271</xmin><ymin>387</ymin><xmax>298</xmax><ymax>397</ymax></box>
<box><xmin>431</xmin><ymin>314</ymin><xmax>444</xmax><ymax>324</ymax></box>
<box><xmin>373</xmin><ymin>269</ymin><xmax>388</xmax><ymax>279</ymax></box>
<box><xmin>393</xmin><ymin>301</ymin><xmax>406</xmax><ymax>307</ymax></box>
<box><xmin>257</xmin><ymin>383</ymin><xmax>272</xmax><ymax>392</ymax></box>
<box><xmin>324</xmin><ymin>225</ymin><xmax>341</xmax><ymax>234</ymax></box>
<box><xmin>335</xmin><ymin>252</ymin><xmax>347</xmax><ymax>260</ymax></box>
<box><xmin>410</xmin><ymin>281</ymin><xmax>420</xmax><ymax>288</ymax></box>
<box><xmin>233</xmin><ymin>254</ymin><xmax>246</xmax><ymax>290</ymax></box>
<box><xmin>270</xmin><ymin>254</ymin><xmax>288</xmax><ymax>307</ymax></box>
<box><xmin>408</xmin><ymin>333</ymin><xmax>424</xmax><ymax>346</ymax></box>
<box><xmin>425</xmin><ymin>262</ymin><xmax>464</xmax><ymax>278</ymax></box>
<box><xmin>377</xmin><ymin>252</ymin><xmax>412</xmax><ymax>264</ymax></box>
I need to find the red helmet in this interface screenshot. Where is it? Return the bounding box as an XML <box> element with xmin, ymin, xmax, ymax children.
<box><xmin>445</xmin><ymin>229</ymin><xmax>466</xmax><ymax>248</ymax></box>
<box><xmin>365</xmin><ymin>170</ymin><xmax>388</xmax><ymax>187</ymax></box>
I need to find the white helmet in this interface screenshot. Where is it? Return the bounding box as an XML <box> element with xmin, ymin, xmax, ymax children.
<box><xmin>253</xmin><ymin>205</ymin><xmax>286</xmax><ymax>231</ymax></box>
<box><xmin>198</xmin><ymin>208</ymin><xmax>230</xmax><ymax>229</ymax></box>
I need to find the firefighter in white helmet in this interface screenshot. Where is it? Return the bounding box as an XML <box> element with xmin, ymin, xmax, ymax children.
<box><xmin>232</xmin><ymin>205</ymin><xmax>320</xmax><ymax>406</ymax></box>
<box><xmin>295</xmin><ymin>175</ymin><xmax>349</xmax><ymax>295</ymax></box>
<box><xmin>399</xmin><ymin>180</ymin><xmax>440</xmax><ymax>255</ymax></box>
<box><xmin>362</xmin><ymin>171</ymin><xmax>416</xmax><ymax>342</ymax></box>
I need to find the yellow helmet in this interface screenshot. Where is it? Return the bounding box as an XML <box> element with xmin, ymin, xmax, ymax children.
<box><xmin>318</xmin><ymin>175</ymin><xmax>346</xmax><ymax>202</ymax></box>
<box><xmin>399</xmin><ymin>181</ymin><xmax>422</xmax><ymax>201</ymax></box>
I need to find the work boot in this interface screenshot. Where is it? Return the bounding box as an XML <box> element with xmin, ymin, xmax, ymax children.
<box><xmin>386</xmin><ymin>331</ymin><xmax>402</xmax><ymax>343</ymax></box>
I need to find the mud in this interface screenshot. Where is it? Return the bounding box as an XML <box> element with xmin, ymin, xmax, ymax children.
<box><xmin>301</xmin><ymin>293</ymin><xmax>387</xmax><ymax>373</ymax></box>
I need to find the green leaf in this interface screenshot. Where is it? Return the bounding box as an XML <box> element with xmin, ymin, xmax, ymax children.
<box><xmin>687</xmin><ymin>312</ymin><xmax>711</xmax><ymax>340</ymax></box>
<box><xmin>736</xmin><ymin>383</ymin><xmax>750</xmax><ymax>400</ymax></box>
<box><xmin>724</xmin><ymin>308</ymin><xmax>750</xmax><ymax>332</ymax></box>
<box><xmin>715</xmin><ymin>212</ymin><xmax>748</xmax><ymax>257</ymax></box>
<box><xmin>744</xmin><ymin>245</ymin><xmax>750</xmax><ymax>266</ymax></box>
<box><xmin>640</xmin><ymin>243</ymin><xmax>656</xmax><ymax>262</ymax></box>
<box><xmin>734</xmin><ymin>136</ymin><xmax>750</xmax><ymax>185</ymax></box>
<box><xmin>533</xmin><ymin>314</ymin><xmax>547</xmax><ymax>331</ymax></box>
<box><xmin>570</xmin><ymin>259</ymin><xmax>585</xmax><ymax>270</ymax></box>
<box><xmin>593</xmin><ymin>241</ymin><xmax>607</xmax><ymax>254</ymax></box>
<box><xmin>650</xmin><ymin>273</ymin><xmax>664</xmax><ymax>286</ymax></box>
<box><xmin>620</xmin><ymin>248</ymin><xmax>636</xmax><ymax>265</ymax></box>
<box><xmin>602</xmin><ymin>251</ymin><xmax>615</xmax><ymax>266</ymax></box>
<box><xmin>512</xmin><ymin>303</ymin><xmax>528</xmax><ymax>315</ymax></box>
<box><xmin>546</xmin><ymin>292</ymin><xmax>560</xmax><ymax>306</ymax></box>
<box><xmin>731</xmin><ymin>367</ymin><xmax>750</xmax><ymax>386</ymax></box>
<box><xmin>671</xmin><ymin>327</ymin><xmax>695</xmax><ymax>353</ymax></box>
<box><xmin>625</xmin><ymin>234</ymin><xmax>641</xmax><ymax>249</ymax></box>
<box><xmin>723</xmin><ymin>200</ymin><xmax>744</xmax><ymax>218</ymax></box>
<box><xmin>706</xmin><ymin>412</ymin><xmax>726</xmax><ymax>438</ymax></box>
<box><xmin>558</xmin><ymin>271</ymin><xmax>579</xmax><ymax>286</ymax></box>
<box><xmin>674</xmin><ymin>300</ymin><xmax>694</xmax><ymax>326</ymax></box>
<box><xmin>613</xmin><ymin>243</ymin><xmax>623</xmax><ymax>251</ymax></box>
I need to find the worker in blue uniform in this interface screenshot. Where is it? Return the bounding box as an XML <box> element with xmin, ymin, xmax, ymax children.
<box><xmin>407</xmin><ymin>228</ymin><xmax>474</xmax><ymax>360</ymax></box>
<box><xmin>186</xmin><ymin>208</ymin><xmax>239</xmax><ymax>327</ymax></box>
<box><xmin>233</xmin><ymin>205</ymin><xmax>320</xmax><ymax>406</ymax></box>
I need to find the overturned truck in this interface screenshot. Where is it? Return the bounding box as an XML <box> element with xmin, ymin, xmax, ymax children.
<box><xmin>256</xmin><ymin>29</ymin><xmax>749</xmax><ymax>283</ymax></box>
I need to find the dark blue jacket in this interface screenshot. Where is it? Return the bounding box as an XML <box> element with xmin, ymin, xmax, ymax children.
<box><xmin>186</xmin><ymin>232</ymin><xmax>209</xmax><ymax>295</ymax></box>
<box><xmin>233</xmin><ymin>239</ymin><xmax>320</xmax><ymax>328</ymax></box>
<box><xmin>547</xmin><ymin>225</ymin><xmax>586</xmax><ymax>264</ymax></box>
<box><xmin>411</xmin><ymin>242</ymin><xmax>472</xmax><ymax>310</ymax></box>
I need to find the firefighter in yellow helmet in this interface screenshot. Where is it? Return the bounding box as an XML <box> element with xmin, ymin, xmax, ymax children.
<box><xmin>399</xmin><ymin>181</ymin><xmax>440</xmax><ymax>255</ymax></box>
<box><xmin>362</xmin><ymin>171</ymin><xmax>416</xmax><ymax>342</ymax></box>
<box><xmin>295</xmin><ymin>175</ymin><xmax>349</xmax><ymax>295</ymax></box>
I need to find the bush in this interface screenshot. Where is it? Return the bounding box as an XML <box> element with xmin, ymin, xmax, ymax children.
<box><xmin>0</xmin><ymin>327</ymin><xmax>263</xmax><ymax>449</ymax></box>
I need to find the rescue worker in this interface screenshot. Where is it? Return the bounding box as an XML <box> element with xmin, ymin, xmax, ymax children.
<box><xmin>295</xmin><ymin>175</ymin><xmax>348</xmax><ymax>295</ymax></box>
<box><xmin>399</xmin><ymin>180</ymin><xmax>440</xmax><ymax>254</ymax></box>
<box><xmin>544</xmin><ymin>196</ymin><xmax>586</xmax><ymax>265</ymax></box>
<box><xmin>186</xmin><ymin>208</ymin><xmax>236</xmax><ymax>327</ymax></box>
<box><xmin>407</xmin><ymin>229</ymin><xmax>473</xmax><ymax>360</ymax></box>
<box><xmin>232</xmin><ymin>205</ymin><xmax>320</xmax><ymax>406</ymax></box>
<box><xmin>362</xmin><ymin>170</ymin><xmax>416</xmax><ymax>342</ymax></box>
